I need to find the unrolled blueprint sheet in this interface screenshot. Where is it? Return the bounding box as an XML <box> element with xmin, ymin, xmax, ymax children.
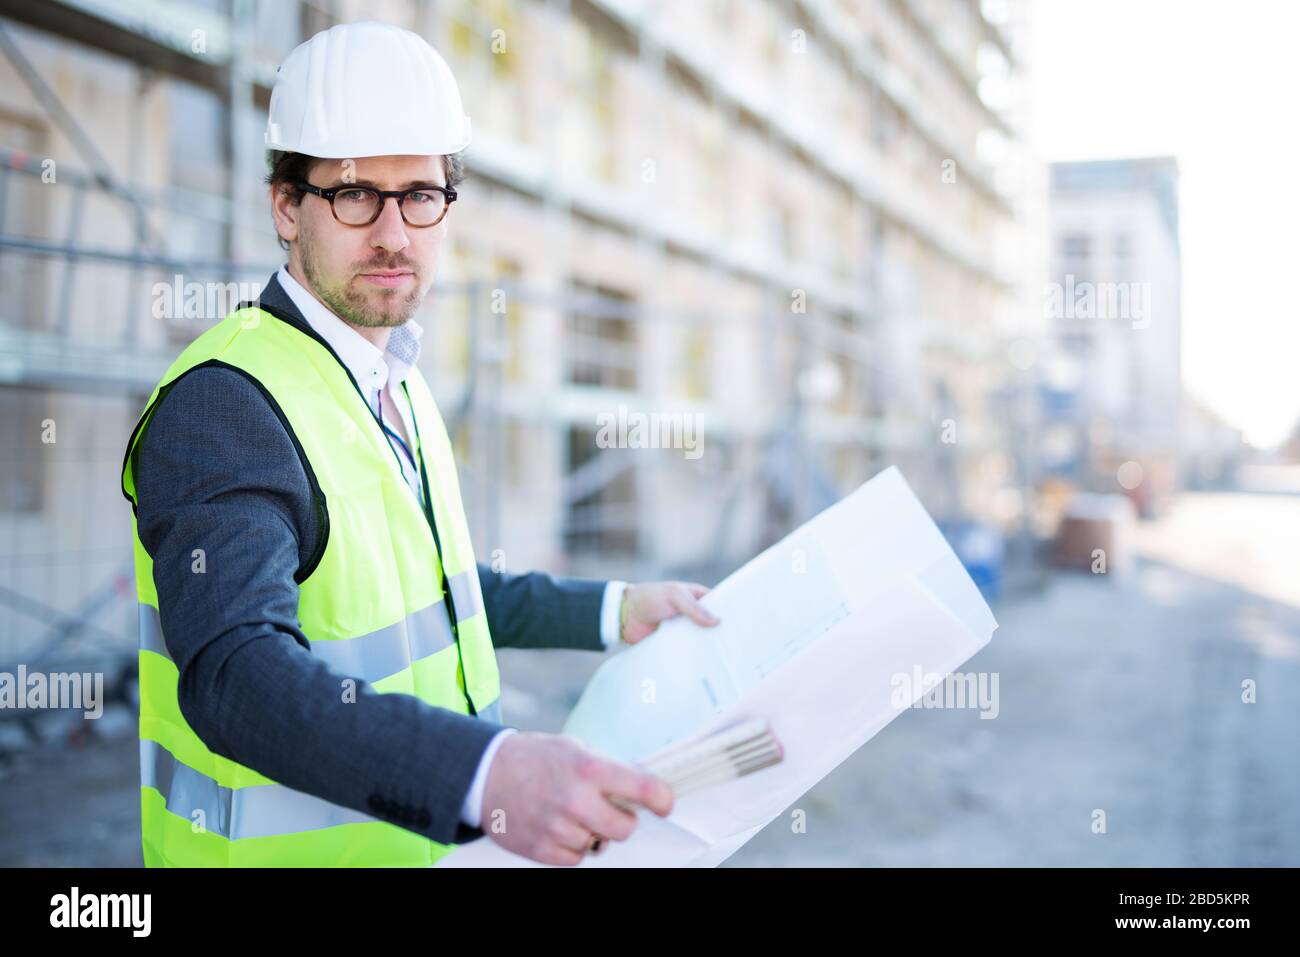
<box><xmin>439</xmin><ymin>466</ymin><xmax>997</xmax><ymax>868</ymax></box>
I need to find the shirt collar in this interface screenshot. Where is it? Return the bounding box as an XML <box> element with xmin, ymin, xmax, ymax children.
<box><xmin>275</xmin><ymin>264</ymin><xmax>423</xmax><ymax>393</ymax></box>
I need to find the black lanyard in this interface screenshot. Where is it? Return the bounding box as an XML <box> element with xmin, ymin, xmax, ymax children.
<box><xmin>374</xmin><ymin>380</ymin><xmax>477</xmax><ymax>713</ymax></box>
<box><xmin>376</xmin><ymin>385</ymin><xmax>424</xmax><ymax>510</ymax></box>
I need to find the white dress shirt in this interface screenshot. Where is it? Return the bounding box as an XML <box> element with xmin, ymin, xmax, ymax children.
<box><xmin>276</xmin><ymin>265</ymin><xmax>627</xmax><ymax>830</ymax></box>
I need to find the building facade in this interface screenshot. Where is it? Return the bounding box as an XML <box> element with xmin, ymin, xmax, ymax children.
<box><xmin>1042</xmin><ymin>156</ymin><xmax>1183</xmax><ymax>511</ymax></box>
<box><xmin>0</xmin><ymin>0</ymin><xmax>1029</xmax><ymax>668</ymax></box>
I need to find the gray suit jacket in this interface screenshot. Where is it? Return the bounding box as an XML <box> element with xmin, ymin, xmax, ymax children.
<box><xmin>129</xmin><ymin>272</ymin><xmax>608</xmax><ymax>848</ymax></box>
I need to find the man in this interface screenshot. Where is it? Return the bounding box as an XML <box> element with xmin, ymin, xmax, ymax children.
<box><xmin>119</xmin><ymin>20</ymin><xmax>719</xmax><ymax>867</ymax></box>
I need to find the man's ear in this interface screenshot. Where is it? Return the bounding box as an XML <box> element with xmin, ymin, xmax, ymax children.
<box><xmin>270</xmin><ymin>183</ymin><xmax>300</xmax><ymax>246</ymax></box>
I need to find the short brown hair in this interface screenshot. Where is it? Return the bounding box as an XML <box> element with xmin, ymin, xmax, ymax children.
<box><xmin>264</xmin><ymin>150</ymin><xmax>465</xmax><ymax>250</ymax></box>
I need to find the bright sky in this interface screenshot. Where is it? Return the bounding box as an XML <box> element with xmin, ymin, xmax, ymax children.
<box><xmin>1030</xmin><ymin>0</ymin><xmax>1299</xmax><ymax>449</ymax></box>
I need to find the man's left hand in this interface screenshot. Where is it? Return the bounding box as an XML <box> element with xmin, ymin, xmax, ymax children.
<box><xmin>619</xmin><ymin>581</ymin><xmax>720</xmax><ymax>646</ymax></box>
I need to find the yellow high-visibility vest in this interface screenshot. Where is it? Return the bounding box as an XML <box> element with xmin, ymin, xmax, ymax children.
<box><xmin>120</xmin><ymin>303</ymin><xmax>502</xmax><ymax>866</ymax></box>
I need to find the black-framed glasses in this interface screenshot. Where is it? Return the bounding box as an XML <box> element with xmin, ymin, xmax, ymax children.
<box><xmin>298</xmin><ymin>181</ymin><xmax>457</xmax><ymax>227</ymax></box>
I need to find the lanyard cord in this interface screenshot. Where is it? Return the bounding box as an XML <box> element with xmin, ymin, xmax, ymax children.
<box><xmin>376</xmin><ymin>385</ymin><xmax>423</xmax><ymax>507</ymax></box>
<box><xmin>377</xmin><ymin>380</ymin><xmax>477</xmax><ymax>716</ymax></box>
<box><xmin>377</xmin><ymin>381</ymin><xmax>475</xmax><ymax>714</ymax></box>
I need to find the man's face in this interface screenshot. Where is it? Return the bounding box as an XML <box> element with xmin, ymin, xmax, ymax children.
<box><xmin>272</xmin><ymin>154</ymin><xmax>449</xmax><ymax>328</ymax></box>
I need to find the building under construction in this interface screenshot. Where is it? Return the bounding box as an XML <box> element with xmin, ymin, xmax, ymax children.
<box><xmin>0</xmin><ymin>0</ymin><xmax>1032</xmax><ymax>688</ymax></box>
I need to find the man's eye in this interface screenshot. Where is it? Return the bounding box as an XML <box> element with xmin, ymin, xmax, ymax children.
<box><xmin>407</xmin><ymin>191</ymin><xmax>436</xmax><ymax>204</ymax></box>
<box><xmin>336</xmin><ymin>189</ymin><xmax>372</xmax><ymax>204</ymax></box>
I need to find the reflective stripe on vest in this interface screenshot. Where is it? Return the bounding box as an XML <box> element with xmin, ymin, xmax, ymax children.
<box><xmin>139</xmin><ymin>709</ymin><xmax>499</xmax><ymax>842</ymax></box>
<box><xmin>137</xmin><ymin>601</ymin><xmax>502</xmax><ymax>725</ymax></box>
<box><xmin>141</xmin><ymin>737</ymin><xmax>377</xmax><ymax>840</ymax></box>
<box><xmin>122</xmin><ymin>303</ymin><xmax>503</xmax><ymax>867</ymax></box>
<box><xmin>139</xmin><ymin>566</ymin><xmax>482</xmax><ymax>686</ymax></box>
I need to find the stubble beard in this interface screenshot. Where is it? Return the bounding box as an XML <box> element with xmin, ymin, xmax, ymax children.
<box><xmin>299</xmin><ymin>229</ymin><xmax>425</xmax><ymax>328</ymax></box>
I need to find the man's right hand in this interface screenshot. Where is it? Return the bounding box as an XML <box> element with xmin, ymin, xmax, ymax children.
<box><xmin>478</xmin><ymin>732</ymin><xmax>675</xmax><ymax>866</ymax></box>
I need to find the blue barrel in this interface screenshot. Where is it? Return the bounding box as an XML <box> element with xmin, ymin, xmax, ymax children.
<box><xmin>938</xmin><ymin>520</ymin><xmax>1005</xmax><ymax>603</ymax></box>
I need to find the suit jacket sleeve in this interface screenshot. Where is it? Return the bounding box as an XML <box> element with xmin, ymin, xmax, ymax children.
<box><xmin>477</xmin><ymin>563</ymin><xmax>608</xmax><ymax>652</ymax></box>
<box><xmin>133</xmin><ymin>366</ymin><xmax>505</xmax><ymax>846</ymax></box>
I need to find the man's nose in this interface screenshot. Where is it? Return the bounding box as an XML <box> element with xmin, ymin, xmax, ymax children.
<box><xmin>368</xmin><ymin>197</ymin><xmax>411</xmax><ymax>253</ymax></box>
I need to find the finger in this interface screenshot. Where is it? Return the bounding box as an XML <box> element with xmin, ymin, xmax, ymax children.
<box><xmin>571</xmin><ymin>787</ymin><xmax>639</xmax><ymax>842</ymax></box>
<box><xmin>685</xmin><ymin>583</ymin><xmax>711</xmax><ymax>599</ymax></box>
<box><xmin>596</xmin><ymin>760</ymin><xmax>675</xmax><ymax>818</ymax></box>
<box><xmin>672</xmin><ymin>586</ymin><xmax>720</xmax><ymax>626</ymax></box>
<box><xmin>540</xmin><ymin>845</ymin><xmax>586</xmax><ymax>867</ymax></box>
<box><xmin>549</xmin><ymin>817</ymin><xmax>600</xmax><ymax>855</ymax></box>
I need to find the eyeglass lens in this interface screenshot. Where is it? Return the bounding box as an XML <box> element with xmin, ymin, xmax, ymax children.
<box><xmin>333</xmin><ymin>187</ymin><xmax>447</xmax><ymax>226</ymax></box>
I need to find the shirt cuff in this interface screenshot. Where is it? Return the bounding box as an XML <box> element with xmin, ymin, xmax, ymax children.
<box><xmin>460</xmin><ymin>727</ymin><xmax>517</xmax><ymax>829</ymax></box>
<box><xmin>600</xmin><ymin>580</ymin><xmax>628</xmax><ymax>648</ymax></box>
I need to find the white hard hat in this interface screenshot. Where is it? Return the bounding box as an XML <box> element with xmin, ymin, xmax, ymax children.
<box><xmin>265</xmin><ymin>21</ymin><xmax>471</xmax><ymax>158</ymax></box>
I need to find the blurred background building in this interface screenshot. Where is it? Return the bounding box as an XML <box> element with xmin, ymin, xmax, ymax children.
<box><xmin>0</xmin><ymin>0</ymin><xmax>1032</xmax><ymax>675</ymax></box>
<box><xmin>1039</xmin><ymin>156</ymin><xmax>1184</xmax><ymax>516</ymax></box>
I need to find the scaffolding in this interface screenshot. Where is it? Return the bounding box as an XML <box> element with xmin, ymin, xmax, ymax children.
<box><xmin>0</xmin><ymin>0</ymin><xmax>1033</xmax><ymax>691</ymax></box>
